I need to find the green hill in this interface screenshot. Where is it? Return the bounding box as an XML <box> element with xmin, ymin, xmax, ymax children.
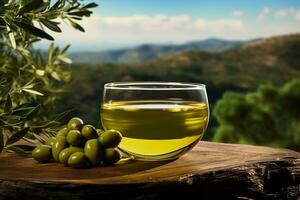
<box><xmin>136</xmin><ymin>34</ymin><xmax>300</xmax><ymax>89</ymax></box>
<box><xmin>58</xmin><ymin>34</ymin><xmax>300</xmax><ymax>127</ymax></box>
<box><xmin>69</xmin><ymin>38</ymin><xmax>246</xmax><ymax>63</ymax></box>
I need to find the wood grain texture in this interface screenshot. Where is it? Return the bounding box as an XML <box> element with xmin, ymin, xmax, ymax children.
<box><xmin>0</xmin><ymin>141</ymin><xmax>299</xmax><ymax>200</ymax></box>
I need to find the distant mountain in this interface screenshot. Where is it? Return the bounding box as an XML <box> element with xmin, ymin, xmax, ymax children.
<box><xmin>141</xmin><ymin>34</ymin><xmax>300</xmax><ymax>89</ymax></box>
<box><xmin>69</xmin><ymin>38</ymin><xmax>247</xmax><ymax>63</ymax></box>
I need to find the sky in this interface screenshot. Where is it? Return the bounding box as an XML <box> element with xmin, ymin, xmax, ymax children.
<box><xmin>37</xmin><ymin>0</ymin><xmax>300</xmax><ymax>51</ymax></box>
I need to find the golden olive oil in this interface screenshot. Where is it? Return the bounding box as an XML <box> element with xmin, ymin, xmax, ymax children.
<box><xmin>101</xmin><ymin>100</ymin><xmax>208</xmax><ymax>160</ymax></box>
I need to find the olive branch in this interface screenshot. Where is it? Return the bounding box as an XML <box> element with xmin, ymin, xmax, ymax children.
<box><xmin>0</xmin><ymin>0</ymin><xmax>97</xmax><ymax>154</ymax></box>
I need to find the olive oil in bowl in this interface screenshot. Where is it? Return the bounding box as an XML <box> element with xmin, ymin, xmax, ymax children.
<box><xmin>101</xmin><ymin>100</ymin><xmax>208</xmax><ymax>160</ymax></box>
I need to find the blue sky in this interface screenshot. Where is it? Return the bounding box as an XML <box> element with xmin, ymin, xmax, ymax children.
<box><xmin>93</xmin><ymin>0</ymin><xmax>300</xmax><ymax>18</ymax></box>
<box><xmin>38</xmin><ymin>0</ymin><xmax>300</xmax><ymax>51</ymax></box>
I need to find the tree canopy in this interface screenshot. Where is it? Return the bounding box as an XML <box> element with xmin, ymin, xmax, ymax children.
<box><xmin>213</xmin><ymin>79</ymin><xmax>300</xmax><ymax>151</ymax></box>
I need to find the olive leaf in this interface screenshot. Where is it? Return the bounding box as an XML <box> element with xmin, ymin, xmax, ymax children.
<box><xmin>8</xmin><ymin>145</ymin><xmax>35</xmax><ymax>152</ymax></box>
<box><xmin>22</xmin><ymin>88</ymin><xmax>44</xmax><ymax>96</ymax></box>
<box><xmin>13</xmin><ymin>21</ymin><xmax>54</xmax><ymax>41</ymax></box>
<box><xmin>67</xmin><ymin>19</ymin><xmax>85</xmax><ymax>32</ymax></box>
<box><xmin>70</xmin><ymin>16</ymin><xmax>82</xmax><ymax>20</ymax></box>
<box><xmin>50</xmin><ymin>71</ymin><xmax>61</xmax><ymax>81</ymax></box>
<box><xmin>0</xmin><ymin>131</ymin><xmax>4</xmax><ymax>152</ymax></box>
<box><xmin>6</xmin><ymin>127</ymin><xmax>29</xmax><ymax>145</ymax></box>
<box><xmin>23</xmin><ymin>104</ymin><xmax>41</xmax><ymax>121</ymax></box>
<box><xmin>13</xmin><ymin>102</ymin><xmax>36</xmax><ymax>110</ymax></box>
<box><xmin>52</xmin><ymin>108</ymin><xmax>75</xmax><ymax>122</ymax></box>
<box><xmin>58</xmin><ymin>55</ymin><xmax>72</xmax><ymax>64</ymax></box>
<box><xmin>22</xmin><ymin>136</ymin><xmax>38</xmax><ymax>145</ymax></box>
<box><xmin>6</xmin><ymin>25</ymin><xmax>16</xmax><ymax>49</ymax></box>
<box><xmin>83</xmin><ymin>3</ymin><xmax>98</xmax><ymax>9</ymax></box>
<box><xmin>12</xmin><ymin>107</ymin><xmax>37</xmax><ymax>117</ymax></box>
<box><xmin>29</xmin><ymin>121</ymin><xmax>60</xmax><ymax>129</ymax></box>
<box><xmin>67</xmin><ymin>3</ymin><xmax>80</xmax><ymax>12</ymax></box>
<box><xmin>4</xmin><ymin>94</ymin><xmax>12</xmax><ymax>113</ymax></box>
<box><xmin>61</xmin><ymin>44</ymin><xmax>70</xmax><ymax>54</ymax></box>
<box><xmin>40</xmin><ymin>19</ymin><xmax>62</xmax><ymax>32</ymax></box>
<box><xmin>49</xmin><ymin>0</ymin><xmax>62</xmax><ymax>11</ymax></box>
<box><xmin>0</xmin><ymin>80</ymin><xmax>12</xmax><ymax>97</ymax></box>
<box><xmin>68</xmin><ymin>10</ymin><xmax>92</xmax><ymax>17</ymax></box>
<box><xmin>18</xmin><ymin>0</ymin><xmax>44</xmax><ymax>15</ymax></box>
<box><xmin>6</xmin><ymin>145</ymin><xmax>32</xmax><ymax>155</ymax></box>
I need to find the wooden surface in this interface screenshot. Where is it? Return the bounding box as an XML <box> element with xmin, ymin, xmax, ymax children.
<box><xmin>0</xmin><ymin>141</ymin><xmax>299</xmax><ymax>200</ymax></box>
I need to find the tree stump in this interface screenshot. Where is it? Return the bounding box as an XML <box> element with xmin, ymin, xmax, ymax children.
<box><xmin>0</xmin><ymin>141</ymin><xmax>299</xmax><ymax>200</ymax></box>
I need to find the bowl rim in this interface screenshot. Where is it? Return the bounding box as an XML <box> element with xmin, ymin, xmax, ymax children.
<box><xmin>104</xmin><ymin>81</ymin><xmax>206</xmax><ymax>90</ymax></box>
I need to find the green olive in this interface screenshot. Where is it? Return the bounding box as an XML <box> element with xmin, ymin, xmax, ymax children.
<box><xmin>96</xmin><ymin>129</ymin><xmax>104</xmax><ymax>136</ymax></box>
<box><xmin>67</xmin><ymin>117</ymin><xmax>84</xmax><ymax>131</ymax></box>
<box><xmin>81</xmin><ymin>125</ymin><xmax>98</xmax><ymax>140</ymax></box>
<box><xmin>45</xmin><ymin>137</ymin><xmax>56</xmax><ymax>146</ymax></box>
<box><xmin>68</xmin><ymin>152</ymin><xmax>89</xmax><ymax>169</ymax></box>
<box><xmin>32</xmin><ymin>145</ymin><xmax>52</xmax><ymax>163</ymax></box>
<box><xmin>57</xmin><ymin>127</ymin><xmax>68</xmax><ymax>137</ymax></box>
<box><xmin>99</xmin><ymin>129</ymin><xmax>122</xmax><ymax>148</ymax></box>
<box><xmin>84</xmin><ymin>139</ymin><xmax>103</xmax><ymax>166</ymax></box>
<box><xmin>59</xmin><ymin>146</ymin><xmax>83</xmax><ymax>165</ymax></box>
<box><xmin>66</xmin><ymin>130</ymin><xmax>84</xmax><ymax>146</ymax></box>
<box><xmin>103</xmin><ymin>148</ymin><xmax>121</xmax><ymax>165</ymax></box>
<box><xmin>52</xmin><ymin>136</ymin><xmax>68</xmax><ymax>162</ymax></box>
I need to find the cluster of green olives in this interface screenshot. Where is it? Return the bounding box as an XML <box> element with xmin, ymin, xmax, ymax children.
<box><xmin>32</xmin><ymin>117</ymin><xmax>122</xmax><ymax>168</ymax></box>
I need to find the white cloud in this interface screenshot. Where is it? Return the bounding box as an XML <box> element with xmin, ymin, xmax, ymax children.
<box><xmin>273</xmin><ymin>7</ymin><xmax>300</xmax><ymax>21</ymax></box>
<box><xmin>169</xmin><ymin>15</ymin><xmax>190</xmax><ymax>27</ymax></box>
<box><xmin>195</xmin><ymin>19</ymin><xmax>243</xmax><ymax>30</ymax></box>
<box><xmin>50</xmin><ymin>15</ymin><xmax>244</xmax><ymax>47</ymax></box>
<box><xmin>232</xmin><ymin>10</ymin><xmax>244</xmax><ymax>17</ymax></box>
<box><xmin>275</xmin><ymin>9</ymin><xmax>289</xmax><ymax>17</ymax></box>
<box><xmin>274</xmin><ymin>7</ymin><xmax>297</xmax><ymax>17</ymax></box>
<box><xmin>294</xmin><ymin>10</ymin><xmax>300</xmax><ymax>21</ymax></box>
<box><xmin>257</xmin><ymin>7</ymin><xmax>271</xmax><ymax>20</ymax></box>
<box><xmin>38</xmin><ymin>13</ymin><xmax>300</xmax><ymax>51</ymax></box>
